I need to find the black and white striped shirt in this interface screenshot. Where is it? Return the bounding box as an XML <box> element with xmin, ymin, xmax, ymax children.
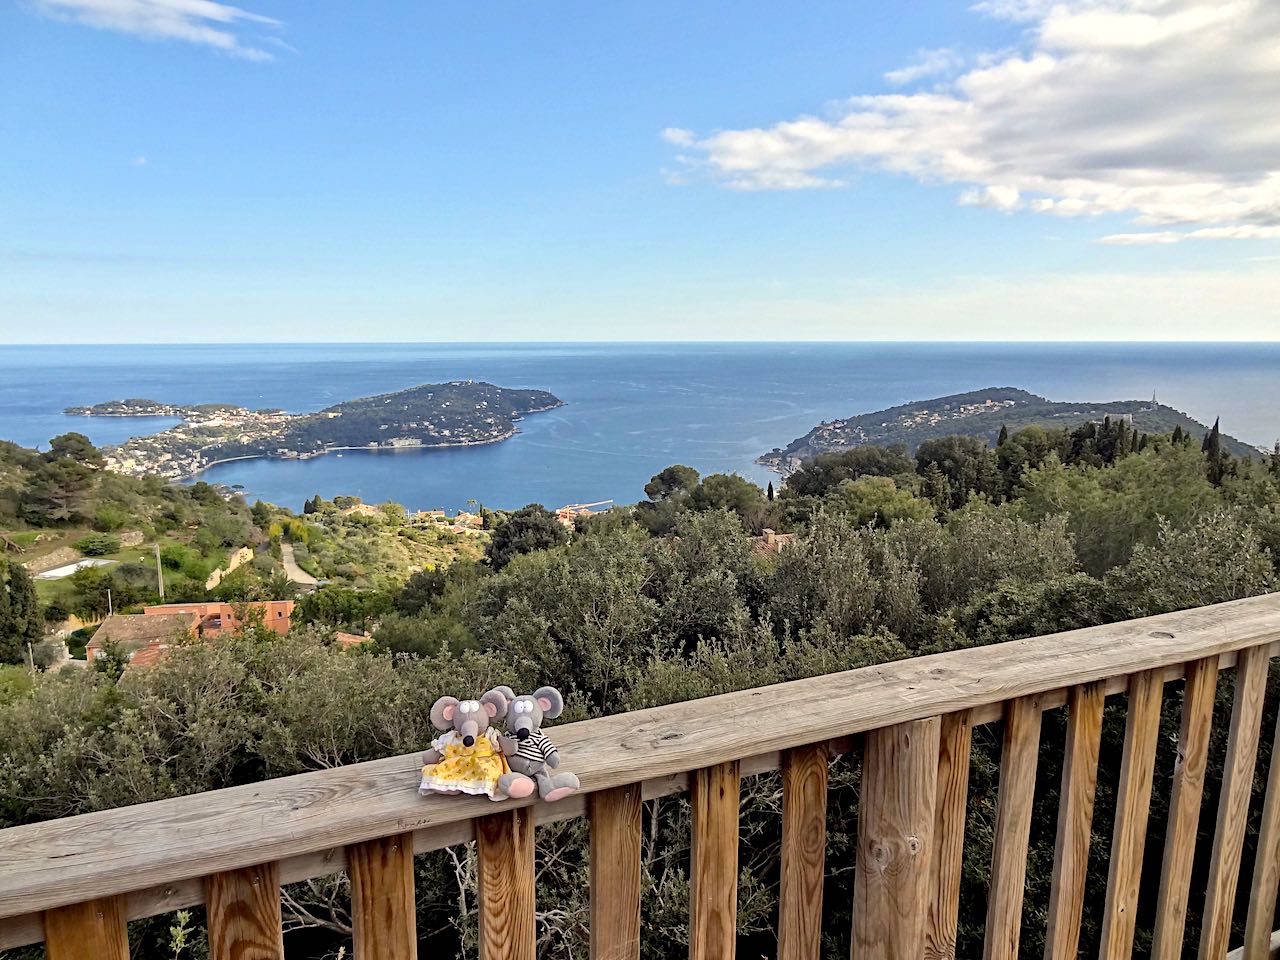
<box><xmin>512</xmin><ymin>730</ymin><xmax>558</xmax><ymax>766</ymax></box>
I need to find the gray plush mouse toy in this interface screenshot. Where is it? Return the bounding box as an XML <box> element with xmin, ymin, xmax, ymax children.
<box><xmin>492</xmin><ymin>685</ymin><xmax>580</xmax><ymax>802</ymax></box>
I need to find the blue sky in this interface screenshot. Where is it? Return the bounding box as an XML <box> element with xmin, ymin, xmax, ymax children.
<box><xmin>2</xmin><ymin>0</ymin><xmax>1278</xmax><ymax>343</ymax></box>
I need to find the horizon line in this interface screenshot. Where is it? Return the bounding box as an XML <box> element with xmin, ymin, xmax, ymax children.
<box><xmin>5</xmin><ymin>338</ymin><xmax>1280</xmax><ymax>348</ymax></box>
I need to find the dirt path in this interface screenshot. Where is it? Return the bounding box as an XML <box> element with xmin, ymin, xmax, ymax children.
<box><xmin>280</xmin><ymin>543</ymin><xmax>319</xmax><ymax>586</ymax></box>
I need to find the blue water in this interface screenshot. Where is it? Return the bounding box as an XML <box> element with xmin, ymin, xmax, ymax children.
<box><xmin>1</xmin><ymin>343</ymin><xmax>1278</xmax><ymax>512</ymax></box>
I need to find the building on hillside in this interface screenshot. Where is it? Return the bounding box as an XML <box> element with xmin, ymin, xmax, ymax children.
<box><xmin>85</xmin><ymin>612</ymin><xmax>197</xmax><ymax>664</ymax></box>
<box><xmin>340</xmin><ymin>503</ymin><xmax>383</xmax><ymax>518</ymax></box>
<box><xmin>752</xmin><ymin>528</ymin><xmax>797</xmax><ymax>556</ymax></box>
<box><xmin>144</xmin><ymin>600</ymin><xmax>295</xmax><ymax>636</ymax></box>
<box><xmin>554</xmin><ymin>501</ymin><xmax>613</xmax><ymax>528</ymax></box>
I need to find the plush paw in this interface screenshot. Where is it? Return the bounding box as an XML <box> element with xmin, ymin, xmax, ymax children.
<box><xmin>543</xmin><ymin>785</ymin><xmax>577</xmax><ymax>802</ymax></box>
<box><xmin>498</xmin><ymin>772</ymin><xmax>537</xmax><ymax>799</ymax></box>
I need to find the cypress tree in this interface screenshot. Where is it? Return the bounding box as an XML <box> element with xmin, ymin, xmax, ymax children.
<box><xmin>766</xmin><ymin>481</ymin><xmax>775</xmax><ymax>501</ymax></box>
<box><xmin>1172</xmin><ymin>425</ymin><xmax>1184</xmax><ymax>445</ymax></box>
<box><xmin>0</xmin><ymin>559</ymin><xmax>43</xmax><ymax>665</ymax></box>
<box><xmin>997</xmin><ymin>424</ymin><xmax>1009</xmax><ymax>447</ymax></box>
<box><xmin>1130</xmin><ymin>431</ymin><xmax>1140</xmax><ymax>454</ymax></box>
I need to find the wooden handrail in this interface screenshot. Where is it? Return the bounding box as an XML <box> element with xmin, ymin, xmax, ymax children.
<box><xmin>2</xmin><ymin>592</ymin><xmax>1280</xmax><ymax>955</ymax></box>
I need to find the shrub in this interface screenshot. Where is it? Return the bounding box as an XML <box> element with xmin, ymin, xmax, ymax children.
<box><xmin>73</xmin><ymin>533</ymin><xmax>121</xmax><ymax>557</ymax></box>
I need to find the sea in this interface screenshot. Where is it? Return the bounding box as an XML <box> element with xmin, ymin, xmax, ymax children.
<box><xmin>1</xmin><ymin>342</ymin><xmax>1278</xmax><ymax>513</ymax></box>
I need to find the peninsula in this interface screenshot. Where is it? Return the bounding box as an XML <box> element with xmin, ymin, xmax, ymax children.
<box><xmin>759</xmin><ymin>387</ymin><xmax>1258</xmax><ymax>474</ymax></box>
<box><xmin>69</xmin><ymin>381</ymin><xmax>563</xmax><ymax>480</ymax></box>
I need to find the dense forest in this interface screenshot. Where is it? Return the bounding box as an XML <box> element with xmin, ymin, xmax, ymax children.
<box><xmin>2</xmin><ymin>415</ymin><xmax>1280</xmax><ymax>959</ymax></box>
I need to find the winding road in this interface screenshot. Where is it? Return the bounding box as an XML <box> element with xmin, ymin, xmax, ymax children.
<box><xmin>280</xmin><ymin>543</ymin><xmax>319</xmax><ymax>586</ymax></box>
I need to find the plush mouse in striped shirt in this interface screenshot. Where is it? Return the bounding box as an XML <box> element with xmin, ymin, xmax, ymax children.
<box><xmin>493</xmin><ymin>685</ymin><xmax>580</xmax><ymax>802</ymax></box>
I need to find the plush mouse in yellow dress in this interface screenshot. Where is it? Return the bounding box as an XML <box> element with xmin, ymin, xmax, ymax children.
<box><xmin>419</xmin><ymin>689</ymin><xmax>535</xmax><ymax>800</ymax></box>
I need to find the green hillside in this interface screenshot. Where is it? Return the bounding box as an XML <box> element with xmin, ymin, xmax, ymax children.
<box><xmin>760</xmin><ymin>387</ymin><xmax>1259</xmax><ymax>471</ymax></box>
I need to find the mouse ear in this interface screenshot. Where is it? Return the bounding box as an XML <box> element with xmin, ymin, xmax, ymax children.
<box><xmin>533</xmin><ymin>686</ymin><xmax>564</xmax><ymax>719</ymax></box>
<box><xmin>431</xmin><ymin>696</ymin><xmax>460</xmax><ymax>731</ymax></box>
<box><xmin>481</xmin><ymin>689</ymin><xmax>508</xmax><ymax>720</ymax></box>
<box><xmin>491</xmin><ymin>685</ymin><xmax>516</xmax><ymax>705</ymax></box>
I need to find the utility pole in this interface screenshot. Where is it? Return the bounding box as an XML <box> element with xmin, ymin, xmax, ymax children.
<box><xmin>107</xmin><ymin>587</ymin><xmax>113</xmax><ymax>616</ymax></box>
<box><xmin>154</xmin><ymin>542</ymin><xmax>165</xmax><ymax>601</ymax></box>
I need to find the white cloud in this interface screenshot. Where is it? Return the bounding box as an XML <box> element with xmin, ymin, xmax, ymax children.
<box><xmin>1100</xmin><ymin>225</ymin><xmax>1280</xmax><ymax>245</ymax></box>
<box><xmin>665</xmin><ymin>0</ymin><xmax>1280</xmax><ymax>241</ymax></box>
<box><xmin>661</xmin><ymin>128</ymin><xmax>696</xmax><ymax>147</ymax></box>
<box><xmin>132</xmin><ymin>155</ymin><xmax>148</xmax><ymax>166</ymax></box>
<box><xmin>959</xmin><ymin>184</ymin><xmax>1021</xmax><ymax>211</ymax></box>
<box><xmin>883</xmin><ymin>48</ymin><xmax>964</xmax><ymax>86</ymax></box>
<box><xmin>32</xmin><ymin>0</ymin><xmax>281</xmax><ymax>60</ymax></box>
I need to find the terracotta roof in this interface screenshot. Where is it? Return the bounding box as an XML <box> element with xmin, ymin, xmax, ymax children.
<box><xmin>334</xmin><ymin>632</ymin><xmax>372</xmax><ymax>649</ymax></box>
<box><xmin>127</xmin><ymin>643</ymin><xmax>171</xmax><ymax>668</ymax></box>
<box><xmin>87</xmin><ymin>613</ymin><xmax>196</xmax><ymax>651</ymax></box>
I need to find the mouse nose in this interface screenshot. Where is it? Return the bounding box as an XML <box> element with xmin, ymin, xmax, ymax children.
<box><xmin>516</xmin><ymin>728</ymin><xmax>531</xmax><ymax>741</ymax></box>
<box><xmin>462</xmin><ymin>735</ymin><xmax>475</xmax><ymax>747</ymax></box>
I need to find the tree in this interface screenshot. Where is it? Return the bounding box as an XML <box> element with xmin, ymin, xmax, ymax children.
<box><xmin>485</xmin><ymin>504</ymin><xmax>569</xmax><ymax>570</ymax></box>
<box><xmin>690</xmin><ymin>474</ymin><xmax>765</xmax><ymax>518</ymax></box>
<box><xmin>396</xmin><ymin>567</ymin><xmax>448</xmax><ymax>615</ymax></box>
<box><xmin>1202</xmin><ymin>417</ymin><xmax>1231</xmax><ymax>486</ymax></box>
<box><xmin>915</xmin><ymin>436</ymin><xmax>999</xmax><ymax>509</ymax></box>
<box><xmin>0</xmin><ymin>560</ymin><xmax>43</xmax><ymax>664</ymax></box>
<box><xmin>767</xmin><ymin>481</ymin><xmax>775</xmax><ymax>502</ymax></box>
<box><xmin>45</xmin><ymin>432</ymin><xmax>103</xmax><ymax>466</ymax></box>
<box><xmin>784</xmin><ymin>446</ymin><xmax>915</xmax><ymax>498</ymax></box>
<box><xmin>20</xmin><ymin>459</ymin><xmax>97</xmax><ymax>524</ymax></box>
<box><xmin>826</xmin><ymin>477</ymin><xmax>934</xmax><ymax>529</ymax></box>
<box><xmin>643</xmin><ymin>465</ymin><xmax>700</xmax><ymax>501</ymax></box>
<box><xmin>997</xmin><ymin>423</ymin><xmax>1009</xmax><ymax>447</ymax></box>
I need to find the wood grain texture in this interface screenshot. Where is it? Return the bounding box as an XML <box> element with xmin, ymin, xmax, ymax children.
<box><xmin>589</xmin><ymin>785</ymin><xmax>643</xmax><ymax>960</ymax></box>
<box><xmin>1151</xmin><ymin>656</ymin><xmax>1220</xmax><ymax>960</ymax></box>
<box><xmin>1042</xmin><ymin>682</ymin><xmax>1105</xmax><ymax>960</ymax></box>
<box><xmin>1098</xmin><ymin>670</ymin><xmax>1164</xmax><ymax>959</ymax></box>
<box><xmin>778</xmin><ymin>743</ymin><xmax>829</xmax><ymax>960</ymax></box>
<box><xmin>852</xmin><ymin>717</ymin><xmax>940</xmax><ymax>960</ymax></box>
<box><xmin>348</xmin><ymin>833</ymin><xmax>416</xmax><ymax>960</ymax></box>
<box><xmin>1226</xmin><ymin>928</ymin><xmax>1280</xmax><ymax>960</ymax></box>
<box><xmin>925</xmin><ymin>711</ymin><xmax>972</xmax><ymax>960</ymax></box>
<box><xmin>204</xmin><ymin>862</ymin><xmax>284</xmax><ymax>960</ymax></box>
<box><xmin>690</xmin><ymin>761</ymin><xmax>741</xmax><ymax>960</ymax></box>
<box><xmin>4</xmin><ymin>596</ymin><xmax>1280</xmax><ymax>922</ymax></box>
<box><xmin>1200</xmin><ymin>645</ymin><xmax>1271</xmax><ymax>960</ymax></box>
<box><xmin>1245</xmin><ymin>705</ymin><xmax>1280</xmax><ymax>959</ymax></box>
<box><xmin>476</xmin><ymin>808</ymin><xmax>536</xmax><ymax>960</ymax></box>
<box><xmin>983</xmin><ymin>697</ymin><xmax>1043</xmax><ymax>960</ymax></box>
<box><xmin>43</xmin><ymin>895</ymin><xmax>128</xmax><ymax>960</ymax></box>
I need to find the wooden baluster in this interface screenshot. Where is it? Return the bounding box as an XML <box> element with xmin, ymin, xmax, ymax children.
<box><xmin>925</xmin><ymin>711</ymin><xmax>973</xmax><ymax>960</ymax></box>
<box><xmin>690</xmin><ymin>760</ymin><xmax>741</xmax><ymax>960</ymax></box>
<box><xmin>1098</xmin><ymin>669</ymin><xmax>1164</xmax><ymax>958</ymax></box>
<box><xmin>1199</xmin><ymin>645</ymin><xmax>1270</xmax><ymax>960</ymax></box>
<box><xmin>852</xmin><ymin>717</ymin><xmax>941</xmax><ymax>960</ymax></box>
<box><xmin>591</xmin><ymin>785</ymin><xmax>643</xmax><ymax>960</ymax></box>
<box><xmin>1245</xmin><ymin>702</ymin><xmax>1280</xmax><ymax>959</ymax></box>
<box><xmin>1151</xmin><ymin>657</ymin><xmax>1220</xmax><ymax>960</ymax></box>
<box><xmin>1043</xmin><ymin>682</ymin><xmax>1105</xmax><ymax>960</ymax></box>
<box><xmin>348</xmin><ymin>833</ymin><xmax>417</xmax><ymax>960</ymax></box>
<box><xmin>43</xmin><ymin>896</ymin><xmax>129</xmax><ymax>960</ymax></box>
<box><xmin>779</xmin><ymin>743</ymin><xmax>829</xmax><ymax>960</ymax></box>
<box><xmin>477</xmin><ymin>808</ymin><xmax>536</xmax><ymax>960</ymax></box>
<box><xmin>204</xmin><ymin>862</ymin><xmax>285</xmax><ymax>960</ymax></box>
<box><xmin>984</xmin><ymin>696</ymin><xmax>1043</xmax><ymax>960</ymax></box>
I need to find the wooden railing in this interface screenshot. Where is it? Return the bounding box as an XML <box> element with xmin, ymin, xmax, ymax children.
<box><xmin>4</xmin><ymin>593</ymin><xmax>1280</xmax><ymax>958</ymax></box>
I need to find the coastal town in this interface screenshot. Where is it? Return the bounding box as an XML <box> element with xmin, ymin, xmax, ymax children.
<box><xmin>68</xmin><ymin>380</ymin><xmax>564</xmax><ymax>480</ymax></box>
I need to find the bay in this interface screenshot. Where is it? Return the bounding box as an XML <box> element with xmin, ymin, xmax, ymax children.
<box><xmin>1</xmin><ymin>342</ymin><xmax>1277</xmax><ymax>513</ymax></box>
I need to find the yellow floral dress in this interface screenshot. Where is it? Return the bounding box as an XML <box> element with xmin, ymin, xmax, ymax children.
<box><xmin>420</xmin><ymin>728</ymin><xmax>511</xmax><ymax>799</ymax></box>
